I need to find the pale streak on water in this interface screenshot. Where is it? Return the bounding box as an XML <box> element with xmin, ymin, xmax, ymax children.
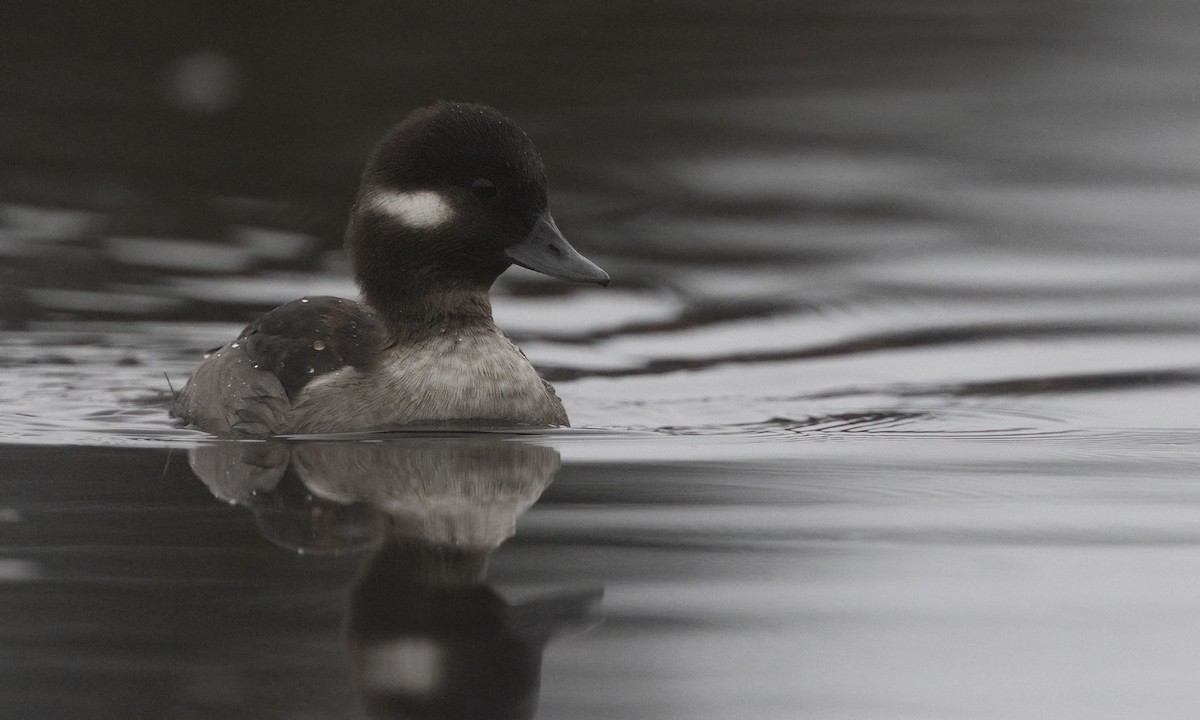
<box><xmin>4</xmin><ymin>1</ymin><xmax>1200</xmax><ymax>718</ymax></box>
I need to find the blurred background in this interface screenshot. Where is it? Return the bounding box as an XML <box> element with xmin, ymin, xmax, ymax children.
<box><xmin>9</xmin><ymin>0</ymin><xmax>1196</xmax><ymax>324</ymax></box>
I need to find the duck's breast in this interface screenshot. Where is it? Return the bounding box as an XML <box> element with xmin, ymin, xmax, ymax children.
<box><xmin>290</xmin><ymin>325</ymin><xmax>568</xmax><ymax>430</ymax></box>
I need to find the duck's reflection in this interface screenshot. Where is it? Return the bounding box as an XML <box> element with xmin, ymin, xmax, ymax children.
<box><xmin>188</xmin><ymin>436</ymin><xmax>602</xmax><ymax>719</ymax></box>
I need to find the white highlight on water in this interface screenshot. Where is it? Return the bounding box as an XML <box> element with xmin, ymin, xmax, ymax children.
<box><xmin>0</xmin><ymin>558</ymin><xmax>41</xmax><ymax>582</ymax></box>
<box><xmin>369</xmin><ymin>190</ymin><xmax>455</xmax><ymax>229</ymax></box>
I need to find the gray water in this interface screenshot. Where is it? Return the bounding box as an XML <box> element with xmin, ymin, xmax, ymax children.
<box><xmin>4</xmin><ymin>1</ymin><xmax>1200</xmax><ymax>718</ymax></box>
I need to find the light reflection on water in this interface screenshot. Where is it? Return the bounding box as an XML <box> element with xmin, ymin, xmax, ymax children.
<box><xmin>5</xmin><ymin>0</ymin><xmax>1200</xmax><ymax>717</ymax></box>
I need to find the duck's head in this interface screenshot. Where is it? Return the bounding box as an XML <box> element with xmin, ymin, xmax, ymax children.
<box><xmin>346</xmin><ymin>102</ymin><xmax>608</xmax><ymax>322</ymax></box>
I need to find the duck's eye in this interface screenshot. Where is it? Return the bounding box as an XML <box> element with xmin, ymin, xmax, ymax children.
<box><xmin>471</xmin><ymin>178</ymin><xmax>497</xmax><ymax>199</ymax></box>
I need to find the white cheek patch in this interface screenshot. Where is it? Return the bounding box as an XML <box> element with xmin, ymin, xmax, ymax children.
<box><xmin>368</xmin><ymin>189</ymin><xmax>455</xmax><ymax>229</ymax></box>
<box><xmin>360</xmin><ymin>636</ymin><xmax>446</xmax><ymax>695</ymax></box>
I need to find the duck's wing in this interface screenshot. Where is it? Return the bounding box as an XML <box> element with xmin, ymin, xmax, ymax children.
<box><xmin>170</xmin><ymin>297</ymin><xmax>388</xmax><ymax>435</ymax></box>
<box><xmin>237</xmin><ymin>296</ymin><xmax>388</xmax><ymax>399</ymax></box>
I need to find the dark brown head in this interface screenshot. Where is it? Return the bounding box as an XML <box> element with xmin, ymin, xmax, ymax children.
<box><xmin>346</xmin><ymin>102</ymin><xmax>608</xmax><ymax>323</ymax></box>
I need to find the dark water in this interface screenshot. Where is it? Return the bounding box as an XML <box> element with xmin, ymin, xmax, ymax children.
<box><xmin>6</xmin><ymin>1</ymin><xmax>1200</xmax><ymax>718</ymax></box>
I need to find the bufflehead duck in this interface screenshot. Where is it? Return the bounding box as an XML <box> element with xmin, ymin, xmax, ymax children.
<box><xmin>171</xmin><ymin>102</ymin><xmax>608</xmax><ymax>435</ymax></box>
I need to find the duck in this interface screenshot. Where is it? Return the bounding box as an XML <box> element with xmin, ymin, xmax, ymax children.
<box><xmin>170</xmin><ymin>101</ymin><xmax>609</xmax><ymax>435</ymax></box>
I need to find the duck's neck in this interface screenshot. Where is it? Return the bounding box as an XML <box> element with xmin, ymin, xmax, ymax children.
<box><xmin>362</xmin><ymin>279</ymin><xmax>497</xmax><ymax>334</ymax></box>
<box><xmin>348</xmin><ymin>221</ymin><xmax>508</xmax><ymax>333</ymax></box>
